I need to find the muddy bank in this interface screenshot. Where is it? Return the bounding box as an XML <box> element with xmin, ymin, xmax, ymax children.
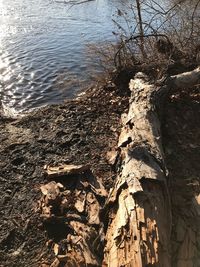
<box><xmin>0</xmin><ymin>75</ymin><xmax>199</xmax><ymax>266</ymax></box>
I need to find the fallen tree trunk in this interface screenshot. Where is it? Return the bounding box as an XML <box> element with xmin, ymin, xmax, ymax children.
<box><xmin>103</xmin><ymin>72</ymin><xmax>171</xmax><ymax>266</ymax></box>
<box><xmin>103</xmin><ymin>67</ymin><xmax>200</xmax><ymax>267</ymax></box>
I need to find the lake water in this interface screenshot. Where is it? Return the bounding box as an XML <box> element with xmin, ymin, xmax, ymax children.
<box><xmin>1</xmin><ymin>0</ymin><xmax>194</xmax><ymax>116</ymax></box>
<box><xmin>0</xmin><ymin>0</ymin><xmax>128</xmax><ymax>115</ymax></box>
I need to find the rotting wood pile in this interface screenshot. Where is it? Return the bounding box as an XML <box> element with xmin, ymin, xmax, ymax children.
<box><xmin>39</xmin><ymin>165</ymin><xmax>106</xmax><ymax>267</ymax></box>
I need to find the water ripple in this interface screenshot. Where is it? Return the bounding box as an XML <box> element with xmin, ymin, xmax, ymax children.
<box><xmin>0</xmin><ymin>0</ymin><xmax>128</xmax><ymax>116</ymax></box>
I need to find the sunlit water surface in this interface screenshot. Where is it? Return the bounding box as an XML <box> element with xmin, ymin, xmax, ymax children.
<box><xmin>0</xmin><ymin>0</ymin><xmax>128</xmax><ymax>115</ymax></box>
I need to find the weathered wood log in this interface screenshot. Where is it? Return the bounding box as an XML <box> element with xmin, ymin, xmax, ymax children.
<box><xmin>103</xmin><ymin>72</ymin><xmax>171</xmax><ymax>266</ymax></box>
<box><xmin>103</xmin><ymin>67</ymin><xmax>200</xmax><ymax>266</ymax></box>
<box><xmin>167</xmin><ymin>66</ymin><xmax>200</xmax><ymax>89</ymax></box>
